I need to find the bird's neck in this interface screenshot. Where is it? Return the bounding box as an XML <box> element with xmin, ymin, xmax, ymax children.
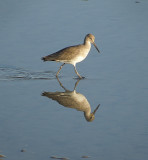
<box><xmin>84</xmin><ymin>107</ymin><xmax>91</xmax><ymax>117</ymax></box>
<box><xmin>83</xmin><ymin>40</ymin><xmax>91</xmax><ymax>50</ymax></box>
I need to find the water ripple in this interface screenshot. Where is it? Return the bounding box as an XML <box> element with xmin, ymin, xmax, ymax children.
<box><xmin>0</xmin><ymin>66</ymin><xmax>55</xmax><ymax>81</ymax></box>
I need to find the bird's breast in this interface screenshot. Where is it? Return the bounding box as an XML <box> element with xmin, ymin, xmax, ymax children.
<box><xmin>74</xmin><ymin>47</ymin><xmax>90</xmax><ymax>63</ymax></box>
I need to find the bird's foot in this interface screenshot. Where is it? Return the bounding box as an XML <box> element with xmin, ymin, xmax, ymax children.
<box><xmin>80</xmin><ymin>76</ymin><xmax>85</xmax><ymax>79</ymax></box>
<box><xmin>74</xmin><ymin>76</ymin><xmax>85</xmax><ymax>79</ymax></box>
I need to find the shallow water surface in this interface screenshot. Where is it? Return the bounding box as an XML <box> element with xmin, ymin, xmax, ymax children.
<box><xmin>0</xmin><ymin>0</ymin><xmax>148</xmax><ymax>160</ymax></box>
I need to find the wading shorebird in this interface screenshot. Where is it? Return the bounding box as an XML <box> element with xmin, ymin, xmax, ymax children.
<box><xmin>41</xmin><ymin>34</ymin><xmax>100</xmax><ymax>78</ymax></box>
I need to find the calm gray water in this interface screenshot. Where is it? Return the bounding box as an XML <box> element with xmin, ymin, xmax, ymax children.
<box><xmin>0</xmin><ymin>0</ymin><xmax>148</xmax><ymax>160</ymax></box>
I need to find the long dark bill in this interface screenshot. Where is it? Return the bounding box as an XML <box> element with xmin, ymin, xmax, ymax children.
<box><xmin>93</xmin><ymin>42</ymin><xmax>100</xmax><ymax>53</ymax></box>
<box><xmin>93</xmin><ymin>104</ymin><xmax>100</xmax><ymax>115</ymax></box>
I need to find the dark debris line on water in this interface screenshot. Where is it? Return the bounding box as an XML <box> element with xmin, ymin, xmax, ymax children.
<box><xmin>50</xmin><ymin>156</ymin><xmax>69</xmax><ymax>160</ymax></box>
<box><xmin>50</xmin><ymin>155</ymin><xmax>91</xmax><ymax>159</ymax></box>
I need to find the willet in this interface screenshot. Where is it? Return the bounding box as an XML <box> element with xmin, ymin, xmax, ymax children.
<box><xmin>41</xmin><ymin>34</ymin><xmax>100</xmax><ymax>78</ymax></box>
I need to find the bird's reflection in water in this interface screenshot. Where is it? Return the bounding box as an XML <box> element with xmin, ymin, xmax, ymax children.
<box><xmin>42</xmin><ymin>77</ymin><xmax>100</xmax><ymax>122</ymax></box>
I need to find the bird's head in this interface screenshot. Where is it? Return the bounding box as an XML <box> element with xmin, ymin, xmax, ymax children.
<box><xmin>85</xmin><ymin>34</ymin><xmax>100</xmax><ymax>53</ymax></box>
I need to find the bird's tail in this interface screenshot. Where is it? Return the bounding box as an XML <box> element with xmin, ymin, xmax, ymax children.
<box><xmin>41</xmin><ymin>57</ymin><xmax>47</xmax><ymax>62</ymax></box>
<box><xmin>41</xmin><ymin>56</ymin><xmax>56</xmax><ymax>62</ymax></box>
<box><xmin>42</xmin><ymin>92</ymin><xmax>48</xmax><ymax>96</ymax></box>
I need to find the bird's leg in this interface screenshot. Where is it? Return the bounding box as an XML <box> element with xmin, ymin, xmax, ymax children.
<box><xmin>74</xmin><ymin>65</ymin><xmax>82</xmax><ymax>79</ymax></box>
<box><xmin>56</xmin><ymin>63</ymin><xmax>65</xmax><ymax>77</ymax></box>
<box><xmin>56</xmin><ymin>75</ymin><xmax>68</xmax><ymax>91</ymax></box>
<box><xmin>74</xmin><ymin>79</ymin><xmax>80</xmax><ymax>90</ymax></box>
